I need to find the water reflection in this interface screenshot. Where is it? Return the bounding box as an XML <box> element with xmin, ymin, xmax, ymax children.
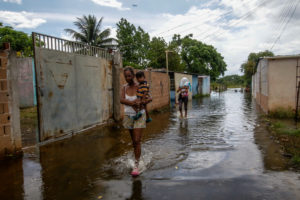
<box><xmin>1</xmin><ymin>90</ymin><xmax>299</xmax><ymax>200</ymax></box>
<box><xmin>23</xmin><ymin>155</ymin><xmax>43</xmax><ymax>200</ymax></box>
<box><xmin>126</xmin><ymin>179</ymin><xmax>144</xmax><ymax>200</ymax></box>
<box><xmin>0</xmin><ymin>159</ymin><xmax>24</xmax><ymax>200</ymax></box>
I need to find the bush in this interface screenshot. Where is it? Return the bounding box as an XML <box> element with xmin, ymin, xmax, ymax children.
<box><xmin>123</xmin><ymin>61</ymin><xmax>144</xmax><ymax>69</ymax></box>
<box><xmin>268</xmin><ymin>107</ymin><xmax>295</xmax><ymax>119</ymax></box>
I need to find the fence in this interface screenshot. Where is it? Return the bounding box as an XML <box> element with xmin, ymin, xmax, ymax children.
<box><xmin>33</xmin><ymin>33</ymin><xmax>112</xmax><ymax>59</ymax></box>
<box><xmin>33</xmin><ymin>32</ymin><xmax>115</xmax><ymax>142</ymax></box>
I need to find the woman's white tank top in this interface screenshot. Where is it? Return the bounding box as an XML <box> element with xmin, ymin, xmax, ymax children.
<box><xmin>124</xmin><ymin>94</ymin><xmax>137</xmax><ymax>116</ymax></box>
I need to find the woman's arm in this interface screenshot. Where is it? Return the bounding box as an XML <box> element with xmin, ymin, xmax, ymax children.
<box><xmin>120</xmin><ymin>85</ymin><xmax>136</xmax><ymax>106</ymax></box>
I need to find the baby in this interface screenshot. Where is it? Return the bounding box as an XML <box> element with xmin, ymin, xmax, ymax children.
<box><xmin>134</xmin><ymin>71</ymin><xmax>152</xmax><ymax>122</ymax></box>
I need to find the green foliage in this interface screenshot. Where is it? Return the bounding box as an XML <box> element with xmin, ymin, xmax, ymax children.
<box><xmin>193</xmin><ymin>94</ymin><xmax>210</xmax><ymax>98</ymax></box>
<box><xmin>20</xmin><ymin>107</ymin><xmax>38</xmax><ymax>126</ymax></box>
<box><xmin>240</xmin><ymin>50</ymin><xmax>274</xmax><ymax>87</ymax></box>
<box><xmin>179</xmin><ymin>35</ymin><xmax>227</xmax><ymax>81</ymax></box>
<box><xmin>268</xmin><ymin>119</ymin><xmax>300</xmax><ymax>168</ymax></box>
<box><xmin>273</xmin><ymin>122</ymin><xmax>285</xmax><ymax>129</ymax></box>
<box><xmin>291</xmin><ymin>155</ymin><xmax>300</xmax><ymax>165</ymax></box>
<box><xmin>116</xmin><ymin>19</ymin><xmax>227</xmax><ymax>77</ymax></box>
<box><xmin>268</xmin><ymin>107</ymin><xmax>295</xmax><ymax>119</ymax></box>
<box><xmin>116</xmin><ymin>18</ymin><xmax>150</xmax><ymax>68</ymax></box>
<box><xmin>0</xmin><ymin>25</ymin><xmax>33</xmax><ymax>56</ymax></box>
<box><xmin>123</xmin><ymin>61</ymin><xmax>144</xmax><ymax>69</ymax></box>
<box><xmin>216</xmin><ymin>75</ymin><xmax>243</xmax><ymax>87</ymax></box>
<box><xmin>147</xmin><ymin>37</ymin><xmax>167</xmax><ymax>68</ymax></box>
<box><xmin>65</xmin><ymin>15</ymin><xmax>114</xmax><ymax>48</ymax></box>
<box><xmin>168</xmin><ymin>34</ymin><xmax>188</xmax><ymax>72</ymax></box>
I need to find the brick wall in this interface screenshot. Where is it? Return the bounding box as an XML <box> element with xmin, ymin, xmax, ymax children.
<box><xmin>0</xmin><ymin>50</ymin><xmax>22</xmax><ymax>159</ymax></box>
<box><xmin>119</xmin><ymin>68</ymin><xmax>170</xmax><ymax>119</ymax></box>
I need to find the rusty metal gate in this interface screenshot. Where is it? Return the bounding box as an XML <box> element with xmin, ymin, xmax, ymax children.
<box><xmin>33</xmin><ymin>32</ymin><xmax>114</xmax><ymax>142</ymax></box>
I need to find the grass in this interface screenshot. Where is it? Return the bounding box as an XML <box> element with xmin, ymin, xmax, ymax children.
<box><xmin>267</xmin><ymin>119</ymin><xmax>300</xmax><ymax>168</ymax></box>
<box><xmin>193</xmin><ymin>94</ymin><xmax>210</xmax><ymax>98</ymax></box>
<box><xmin>268</xmin><ymin>107</ymin><xmax>295</xmax><ymax>119</ymax></box>
<box><xmin>291</xmin><ymin>155</ymin><xmax>300</xmax><ymax>165</ymax></box>
<box><xmin>20</xmin><ymin>107</ymin><xmax>38</xmax><ymax>126</ymax></box>
<box><xmin>226</xmin><ymin>85</ymin><xmax>244</xmax><ymax>88</ymax></box>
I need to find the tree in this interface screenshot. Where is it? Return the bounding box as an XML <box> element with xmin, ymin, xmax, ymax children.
<box><xmin>180</xmin><ymin>35</ymin><xmax>227</xmax><ymax>80</ymax></box>
<box><xmin>134</xmin><ymin>26</ymin><xmax>150</xmax><ymax>68</ymax></box>
<box><xmin>65</xmin><ymin>15</ymin><xmax>114</xmax><ymax>48</ymax></box>
<box><xmin>167</xmin><ymin>34</ymin><xmax>186</xmax><ymax>72</ymax></box>
<box><xmin>147</xmin><ymin>37</ymin><xmax>167</xmax><ymax>68</ymax></box>
<box><xmin>240</xmin><ymin>50</ymin><xmax>274</xmax><ymax>87</ymax></box>
<box><xmin>216</xmin><ymin>75</ymin><xmax>244</xmax><ymax>87</ymax></box>
<box><xmin>116</xmin><ymin>18</ymin><xmax>150</xmax><ymax>68</ymax></box>
<box><xmin>0</xmin><ymin>25</ymin><xmax>33</xmax><ymax>56</ymax></box>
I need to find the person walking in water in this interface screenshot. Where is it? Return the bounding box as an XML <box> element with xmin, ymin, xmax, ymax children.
<box><xmin>177</xmin><ymin>84</ymin><xmax>189</xmax><ymax>118</ymax></box>
<box><xmin>120</xmin><ymin>67</ymin><xmax>152</xmax><ymax>176</ymax></box>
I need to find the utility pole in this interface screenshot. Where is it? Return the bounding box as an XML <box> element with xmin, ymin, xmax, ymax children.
<box><xmin>165</xmin><ymin>50</ymin><xmax>173</xmax><ymax>74</ymax></box>
<box><xmin>165</xmin><ymin>50</ymin><xmax>169</xmax><ymax>74</ymax></box>
<box><xmin>165</xmin><ymin>50</ymin><xmax>173</xmax><ymax>104</ymax></box>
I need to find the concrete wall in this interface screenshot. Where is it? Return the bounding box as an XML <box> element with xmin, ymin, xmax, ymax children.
<box><xmin>120</xmin><ymin>69</ymin><xmax>170</xmax><ymax>118</ymax></box>
<box><xmin>0</xmin><ymin>50</ymin><xmax>22</xmax><ymax>159</ymax></box>
<box><xmin>35</xmin><ymin>48</ymin><xmax>113</xmax><ymax>142</ymax></box>
<box><xmin>174</xmin><ymin>73</ymin><xmax>193</xmax><ymax>100</ymax></box>
<box><xmin>268</xmin><ymin>58</ymin><xmax>297</xmax><ymax>111</ymax></box>
<box><xmin>253</xmin><ymin>57</ymin><xmax>298</xmax><ymax>113</ymax></box>
<box><xmin>15</xmin><ymin>57</ymin><xmax>35</xmax><ymax>108</ymax></box>
<box><xmin>252</xmin><ymin>59</ymin><xmax>269</xmax><ymax>112</ymax></box>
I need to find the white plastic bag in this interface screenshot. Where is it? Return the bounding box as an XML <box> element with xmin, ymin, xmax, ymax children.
<box><xmin>179</xmin><ymin>77</ymin><xmax>190</xmax><ymax>87</ymax></box>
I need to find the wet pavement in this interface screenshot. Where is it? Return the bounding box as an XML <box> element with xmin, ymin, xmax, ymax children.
<box><xmin>1</xmin><ymin>90</ymin><xmax>300</xmax><ymax>200</ymax></box>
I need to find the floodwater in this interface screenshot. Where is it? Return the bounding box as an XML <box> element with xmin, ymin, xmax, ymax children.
<box><xmin>1</xmin><ymin>90</ymin><xmax>300</xmax><ymax>200</ymax></box>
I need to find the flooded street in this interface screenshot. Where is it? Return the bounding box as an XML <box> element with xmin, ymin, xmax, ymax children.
<box><xmin>1</xmin><ymin>90</ymin><xmax>300</xmax><ymax>200</ymax></box>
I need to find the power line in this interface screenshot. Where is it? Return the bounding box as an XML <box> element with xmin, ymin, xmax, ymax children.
<box><xmin>156</xmin><ymin>0</ymin><xmax>254</xmax><ymax>37</ymax></box>
<box><xmin>270</xmin><ymin>0</ymin><xmax>300</xmax><ymax>50</ymax></box>
<box><xmin>263</xmin><ymin>0</ymin><xmax>296</xmax><ymax>50</ymax></box>
<box><xmin>195</xmin><ymin>0</ymin><xmax>268</xmax><ymax>41</ymax></box>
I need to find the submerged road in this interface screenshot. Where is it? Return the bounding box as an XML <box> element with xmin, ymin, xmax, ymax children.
<box><xmin>0</xmin><ymin>90</ymin><xmax>300</xmax><ymax>200</ymax></box>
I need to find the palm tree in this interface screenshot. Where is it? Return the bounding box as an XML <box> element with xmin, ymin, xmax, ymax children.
<box><xmin>65</xmin><ymin>15</ymin><xmax>116</xmax><ymax>48</ymax></box>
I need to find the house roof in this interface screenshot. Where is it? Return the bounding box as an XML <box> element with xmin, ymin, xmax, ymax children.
<box><xmin>262</xmin><ymin>54</ymin><xmax>300</xmax><ymax>60</ymax></box>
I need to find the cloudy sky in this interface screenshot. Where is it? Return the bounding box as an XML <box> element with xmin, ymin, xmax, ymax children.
<box><xmin>1</xmin><ymin>0</ymin><xmax>300</xmax><ymax>75</ymax></box>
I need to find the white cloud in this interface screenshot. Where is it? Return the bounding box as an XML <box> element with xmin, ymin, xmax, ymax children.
<box><xmin>3</xmin><ymin>0</ymin><xmax>22</xmax><ymax>4</ymax></box>
<box><xmin>147</xmin><ymin>0</ymin><xmax>300</xmax><ymax>76</ymax></box>
<box><xmin>60</xmin><ymin>32</ymin><xmax>73</xmax><ymax>41</ymax></box>
<box><xmin>33</xmin><ymin>12</ymin><xmax>77</xmax><ymax>22</ymax></box>
<box><xmin>91</xmin><ymin>0</ymin><xmax>130</xmax><ymax>11</ymax></box>
<box><xmin>0</xmin><ymin>11</ymin><xmax>46</xmax><ymax>28</ymax></box>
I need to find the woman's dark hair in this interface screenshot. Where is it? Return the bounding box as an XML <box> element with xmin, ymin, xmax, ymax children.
<box><xmin>124</xmin><ymin>66</ymin><xmax>135</xmax><ymax>76</ymax></box>
<box><xmin>136</xmin><ymin>71</ymin><xmax>145</xmax><ymax>78</ymax></box>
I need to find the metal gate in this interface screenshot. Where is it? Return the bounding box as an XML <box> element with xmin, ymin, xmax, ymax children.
<box><xmin>32</xmin><ymin>32</ymin><xmax>113</xmax><ymax>142</ymax></box>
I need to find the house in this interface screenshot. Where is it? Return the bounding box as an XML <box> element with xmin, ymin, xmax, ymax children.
<box><xmin>252</xmin><ymin>55</ymin><xmax>300</xmax><ymax>113</ymax></box>
<box><xmin>169</xmin><ymin>71</ymin><xmax>210</xmax><ymax>102</ymax></box>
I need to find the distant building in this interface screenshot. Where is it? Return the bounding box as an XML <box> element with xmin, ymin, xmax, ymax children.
<box><xmin>197</xmin><ymin>76</ymin><xmax>210</xmax><ymax>96</ymax></box>
<box><xmin>169</xmin><ymin>71</ymin><xmax>210</xmax><ymax>102</ymax></box>
<box><xmin>252</xmin><ymin>55</ymin><xmax>300</xmax><ymax>113</ymax></box>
